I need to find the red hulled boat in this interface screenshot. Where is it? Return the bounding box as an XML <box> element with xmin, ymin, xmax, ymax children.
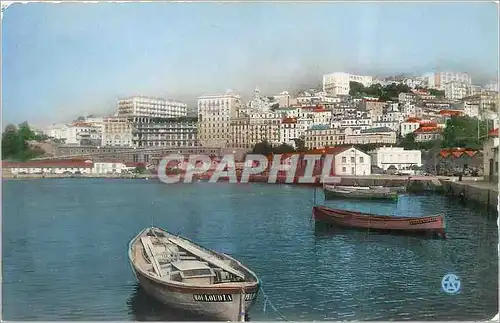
<box><xmin>312</xmin><ymin>205</ymin><xmax>446</xmax><ymax>238</ymax></box>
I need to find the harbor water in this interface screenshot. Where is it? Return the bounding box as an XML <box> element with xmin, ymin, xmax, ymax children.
<box><xmin>2</xmin><ymin>179</ymin><xmax>498</xmax><ymax>320</ymax></box>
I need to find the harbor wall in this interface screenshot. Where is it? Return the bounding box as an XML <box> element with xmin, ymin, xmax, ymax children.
<box><xmin>439</xmin><ymin>179</ymin><xmax>499</xmax><ymax>210</ymax></box>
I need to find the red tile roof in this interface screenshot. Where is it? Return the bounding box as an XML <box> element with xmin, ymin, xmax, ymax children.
<box><xmin>414</xmin><ymin>126</ymin><xmax>441</xmax><ymax>134</ymax></box>
<box><xmin>406</xmin><ymin>117</ymin><xmax>421</xmax><ymax>123</ymax></box>
<box><xmin>282</xmin><ymin>117</ymin><xmax>297</xmax><ymax>124</ymax></box>
<box><xmin>439</xmin><ymin>109</ymin><xmax>463</xmax><ymax>116</ymax></box>
<box><xmin>488</xmin><ymin>128</ymin><xmax>498</xmax><ymax>137</ymax></box>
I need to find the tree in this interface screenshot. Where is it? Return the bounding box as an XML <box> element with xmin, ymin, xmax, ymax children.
<box><xmin>293</xmin><ymin>138</ymin><xmax>307</xmax><ymax>152</ymax></box>
<box><xmin>400</xmin><ymin>133</ymin><xmax>418</xmax><ymax>150</ymax></box>
<box><xmin>274</xmin><ymin>143</ymin><xmax>295</xmax><ymax>154</ymax></box>
<box><xmin>1</xmin><ymin>122</ymin><xmax>45</xmax><ymax>161</ymax></box>
<box><xmin>428</xmin><ymin>89</ymin><xmax>445</xmax><ymax>97</ymax></box>
<box><xmin>442</xmin><ymin>116</ymin><xmax>488</xmax><ymax>149</ymax></box>
<box><xmin>251</xmin><ymin>140</ymin><xmax>275</xmax><ymax>156</ymax></box>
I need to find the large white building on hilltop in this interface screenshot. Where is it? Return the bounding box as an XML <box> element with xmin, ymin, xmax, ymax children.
<box><xmin>426</xmin><ymin>71</ymin><xmax>472</xmax><ymax>90</ymax></box>
<box><xmin>117</xmin><ymin>96</ymin><xmax>187</xmax><ymax>118</ymax></box>
<box><xmin>322</xmin><ymin>72</ymin><xmax>373</xmax><ymax>96</ymax></box>
<box><xmin>369</xmin><ymin>146</ymin><xmax>422</xmax><ymax>171</ymax></box>
<box><xmin>197</xmin><ymin>90</ymin><xmax>241</xmax><ymax>147</ymax></box>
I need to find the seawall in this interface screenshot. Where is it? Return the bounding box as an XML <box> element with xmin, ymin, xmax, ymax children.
<box><xmin>439</xmin><ymin>179</ymin><xmax>498</xmax><ymax>210</ymax></box>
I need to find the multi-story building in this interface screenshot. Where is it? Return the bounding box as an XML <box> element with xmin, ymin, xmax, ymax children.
<box><xmin>428</xmin><ymin>71</ymin><xmax>472</xmax><ymax>90</ymax></box>
<box><xmin>400</xmin><ymin>118</ymin><xmax>421</xmax><ymax>137</ymax></box>
<box><xmin>413</xmin><ymin>122</ymin><xmax>443</xmax><ymax>142</ymax></box>
<box><xmin>132</xmin><ymin>116</ymin><xmax>199</xmax><ymax>148</ymax></box>
<box><xmin>484</xmin><ymin>83</ymin><xmax>499</xmax><ymax>92</ymax></box>
<box><xmin>229</xmin><ymin>111</ymin><xmax>281</xmax><ymax>149</ymax></box>
<box><xmin>197</xmin><ymin>91</ymin><xmax>241</xmax><ymax>147</ymax></box>
<box><xmin>332</xmin><ymin>147</ymin><xmax>372</xmax><ymax>176</ymax></box>
<box><xmin>303</xmin><ymin>125</ymin><xmax>345</xmax><ymax>149</ymax></box>
<box><xmin>117</xmin><ymin>96</ymin><xmax>187</xmax><ymax>118</ymax></box>
<box><xmin>443</xmin><ymin>81</ymin><xmax>471</xmax><ymax>100</ymax></box>
<box><xmin>279</xmin><ymin>117</ymin><xmax>301</xmax><ymax>148</ymax></box>
<box><xmin>47</xmin><ymin>122</ymin><xmax>102</xmax><ymax>146</ymax></box>
<box><xmin>102</xmin><ymin>117</ymin><xmax>133</xmax><ymax>147</ymax></box>
<box><xmin>344</xmin><ymin>127</ymin><xmax>397</xmax><ymax>145</ymax></box>
<box><xmin>359</xmin><ymin>100</ymin><xmax>386</xmax><ymax>121</ymax></box>
<box><xmin>483</xmin><ymin>128</ymin><xmax>499</xmax><ymax>182</ymax></box>
<box><xmin>369</xmin><ymin>146</ymin><xmax>422</xmax><ymax>171</ymax></box>
<box><xmin>322</xmin><ymin>72</ymin><xmax>373</xmax><ymax>96</ymax></box>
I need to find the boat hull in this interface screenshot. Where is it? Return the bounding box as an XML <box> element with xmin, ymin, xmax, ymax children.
<box><xmin>128</xmin><ymin>228</ymin><xmax>260</xmax><ymax>321</ymax></box>
<box><xmin>313</xmin><ymin>206</ymin><xmax>446</xmax><ymax>238</ymax></box>
<box><xmin>323</xmin><ymin>187</ymin><xmax>398</xmax><ymax>201</ymax></box>
<box><xmin>130</xmin><ymin>265</ymin><xmax>259</xmax><ymax>321</ymax></box>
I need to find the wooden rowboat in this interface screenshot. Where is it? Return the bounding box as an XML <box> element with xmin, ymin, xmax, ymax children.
<box><xmin>323</xmin><ymin>184</ymin><xmax>399</xmax><ymax>201</ymax></box>
<box><xmin>312</xmin><ymin>205</ymin><xmax>446</xmax><ymax>238</ymax></box>
<box><xmin>128</xmin><ymin>227</ymin><xmax>260</xmax><ymax>321</ymax></box>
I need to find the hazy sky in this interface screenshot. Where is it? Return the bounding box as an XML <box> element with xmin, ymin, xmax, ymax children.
<box><xmin>2</xmin><ymin>2</ymin><xmax>498</xmax><ymax>127</ymax></box>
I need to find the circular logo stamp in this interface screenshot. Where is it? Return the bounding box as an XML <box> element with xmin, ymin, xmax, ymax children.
<box><xmin>441</xmin><ymin>273</ymin><xmax>461</xmax><ymax>295</ymax></box>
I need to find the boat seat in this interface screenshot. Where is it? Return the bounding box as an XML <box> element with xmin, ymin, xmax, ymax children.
<box><xmin>179</xmin><ymin>256</ymin><xmax>198</xmax><ymax>260</ymax></box>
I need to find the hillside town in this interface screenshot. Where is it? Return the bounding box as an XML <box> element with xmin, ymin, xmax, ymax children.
<box><xmin>2</xmin><ymin>71</ymin><xmax>499</xmax><ymax>182</ymax></box>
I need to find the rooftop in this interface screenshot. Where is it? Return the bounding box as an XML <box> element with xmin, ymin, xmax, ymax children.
<box><xmin>360</xmin><ymin>127</ymin><xmax>394</xmax><ymax>134</ymax></box>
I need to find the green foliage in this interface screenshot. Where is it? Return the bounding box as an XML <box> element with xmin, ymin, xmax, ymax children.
<box><xmin>133</xmin><ymin>165</ymin><xmax>147</xmax><ymax>174</ymax></box>
<box><xmin>349</xmin><ymin>81</ymin><xmax>411</xmax><ymax>101</ymax></box>
<box><xmin>293</xmin><ymin>137</ymin><xmax>307</xmax><ymax>152</ymax></box>
<box><xmin>442</xmin><ymin>116</ymin><xmax>489</xmax><ymax>149</ymax></box>
<box><xmin>428</xmin><ymin>89</ymin><xmax>445</xmax><ymax>97</ymax></box>
<box><xmin>251</xmin><ymin>140</ymin><xmax>298</xmax><ymax>155</ymax></box>
<box><xmin>2</xmin><ymin>122</ymin><xmax>45</xmax><ymax>161</ymax></box>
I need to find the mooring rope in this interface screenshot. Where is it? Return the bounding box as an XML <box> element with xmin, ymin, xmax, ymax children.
<box><xmin>260</xmin><ymin>285</ymin><xmax>290</xmax><ymax>321</ymax></box>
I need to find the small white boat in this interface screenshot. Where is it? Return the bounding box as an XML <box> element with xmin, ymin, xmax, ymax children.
<box><xmin>128</xmin><ymin>227</ymin><xmax>260</xmax><ymax>321</ymax></box>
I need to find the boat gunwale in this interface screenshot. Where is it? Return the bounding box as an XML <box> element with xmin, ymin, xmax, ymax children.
<box><xmin>128</xmin><ymin>227</ymin><xmax>260</xmax><ymax>292</ymax></box>
<box><xmin>314</xmin><ymin>206</ymin><xmax>445</xmax><ymax>222</ymax></box>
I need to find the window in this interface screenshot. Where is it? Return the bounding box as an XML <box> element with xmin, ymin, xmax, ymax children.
<box><xmin>342</xmin><ymin>156</ymin><xmax>346</xmax><ymax>163</ymax></box>
<box><xmin>351</xmin><ymin>157</ymin><xmax>355</xmax><ymax>163</ymax></box>
<box><xmin>351</xmin><ymin>167</ymin><xmax>355</xmax><ymax>174</ymax></box>
<box><xmin>342</xmin><ymin>167</ymin><xmax>346</xmax><ymax>173</ymax></box>
<box><xmin>359</xmin><ymin>156</ymin><xmax>364</xmax><ymax>163</ymax></box>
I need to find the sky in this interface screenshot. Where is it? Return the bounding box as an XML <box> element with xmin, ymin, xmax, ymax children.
<box><xmin>2</xmin><ymin>2</ymin><xmax>499</xmax><ymax>127</ymax></box>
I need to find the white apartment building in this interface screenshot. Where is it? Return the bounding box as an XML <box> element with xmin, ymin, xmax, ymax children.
<box><xmin>118</xmin><ymin>96</ymin><xmax>187</xmax><ymax>118</ymax></box>
<box><xmin>340</xmin><ymin>117</ymin><xmax>372</xmax><ymax>129</ymax></box>
<box><xmin>198</xmin><ymin>91</ymin><xmax>241</xmax><ymax>147</ymax></box>
<box><xmin>444</xmin><ymin>81</ymin><xmax>470</xmax><ymax>100</ymax></box>
<box><xmin>47</xmin><ymin>123</ymin><xmax>102</xmax><ymax>145</ymax></box>
<box><xmin>428</xmin><ymin>71</ymin><xmax>472</xmax><ymax>90</ymax></box>
<box><xmin>484</xmin><ymin>83</ymin><xmax>499</xmax><ymax>92</ymax></box>
<box><xmin>101</xmin><ymin>117</ymin><xmax>133</xmax><ymax>147</ymax></box>
<box><xmin>373</xmin><ymin>121</ymin><xmax>399</xmax><ymax>131</ymax></box>
<box><xmin>344</xmin><ymin>127</ymin><xmax>397</xmax><ymax>145</ymax></box>
<box><xmin>369</xmin><ymin>147</ymin><xmax>422</xmax><ymax>171</ymax></box>
<box><xmin>400</xmin><ymin>119</ymin><xmax>421</xmax><ymax>137</ymax></box>
<box><xmin>274</xmin><ymin>91</ymin><xmax>293</xmax><ymax>108</ymax></box>
<box><xmin>323</xmin><ymin>72</ymin><xmax>373</xmax><ymax>96</ymax></box>
<box><xmin>333</xmin><ymin>147</ymin><xmax>371</xmax><ymax>176</ymax></box>
<box><xmin>279</xmin><ymin>117</ymin><xmax>301</xmax><ymax>148</ymax></box>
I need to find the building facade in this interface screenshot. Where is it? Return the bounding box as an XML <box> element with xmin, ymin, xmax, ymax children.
<box><xmin>117</xmin><ymin>96</ymin><xmax>187</xmax><ymax>118</ymax></box>
<box><xmin>303</xmin><ymin>125</ymin><xmax>345</xmax><ymax>149</ymax></box>
<box><xmin>443</xmin><ymin>81</ymin><xmax>470</xmax><ymax>100</ymax></box>
<box><xmin>323</xmin><ymin>72</ymin><xmax>373</xmax><ymax>96</ymax></box>
<box><xmin>101</xmin><ymin>117</ymin><xmax>133</xmax><ymax>147</ymax></box>
<box><xmin>483</xmin><ymin>128</ymin><xmax>499</xmax><ymax>182</ymax></box>
<box><xmin>333</xmin><ymin>147</ymin><xmax>371</xmax><ymax>176</ymax></box>
<box><xmin>369</xmin><ymin>147</ymin><xmax>422</xmax><ymax>171</ymax></box>
<box><xmin>430</xmin><ymin>71</ymin><xmax>472</xmax><ymax>90</ymax></box>
<box><xmin>229</xmin><ymin>111</ymin><xmax>281</xmax><ymax>149</ymax></box>
<box><xmin>198</xmin><ymin>91</ymin><xmax>241</xmax><ymax>147</ymax></box>
<box><xmin>131</xmin><ymin>116</ymin><xmax>199</xmax><ymax>148</ymax></box>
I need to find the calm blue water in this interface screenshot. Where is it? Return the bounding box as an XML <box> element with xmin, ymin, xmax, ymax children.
<box><xmin>2</xmin><ymin>179</ymin><xmax>498</xmax><ymax>321</ymax></box>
